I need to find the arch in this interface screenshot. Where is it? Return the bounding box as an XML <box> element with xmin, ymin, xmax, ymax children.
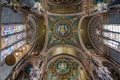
<box><xmin>87</xmin><ymin>14</ymin><xmax>104</xmax><ymax>52</ymax></box>
<box><xmin>78</xmin><ymin>15</ymin><xmax>92</xmax><ymax>55</ymax></box>
<box><xmin>46</xmin><ymin>45</ymin><xmax>88</xmax><ymax>61</ymax></box>
<box><xmin>46</xmin><ymin>54</ymin><xmax>89</xmax><ymax>80</ymax></box>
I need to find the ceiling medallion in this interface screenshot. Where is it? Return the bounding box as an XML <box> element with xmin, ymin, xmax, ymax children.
<box><xmin>53</xmin><ymin>19</ymin><xmax>73</xmax><ymax>40</ymax></box>
<box><xmin>54</xmin><ymin>60</ymin><xmax>71</xmax><ymax>75</ymax></box>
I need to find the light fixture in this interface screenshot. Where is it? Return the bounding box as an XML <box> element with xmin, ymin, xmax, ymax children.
<box><xmin>15</xmin><ymin>52</ymin><xmax>19</xmax><ymax>57</ymax></box>
<box><xmin>22</xmin><ymin>47</ymin><xmax>25</xmax><ymax>50</ymax></box>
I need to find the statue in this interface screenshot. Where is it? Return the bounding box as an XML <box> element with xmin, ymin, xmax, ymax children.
<box><xmin>96</xmin><ymin>66</ymin><xmax>113</xmax><ymax>80</ymax></box>
<box><xmin>30</xmin><ymin>67</ymin><xmax>41</xmax><ymax>80</ymax></box>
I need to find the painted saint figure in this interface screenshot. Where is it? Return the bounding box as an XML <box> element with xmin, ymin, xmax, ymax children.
<box><xmin>58</xmin><ymin>24</ymin><xmax>68</xmax><ymax>36</ymax></box>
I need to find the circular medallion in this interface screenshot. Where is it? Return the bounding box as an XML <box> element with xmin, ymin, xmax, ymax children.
<box><xmin>53</xmin><ymin>20</ymin><xmax>72</xmax><ymax>39</ymax></box>
<box><xmin>55</xmin><ymin>61</ymin><xmax>70</xmax><ymax>74</ymax></box>
<box><xmin>5</xmin><ymin>54</ymin><xmax>16</xmax><ymax>66</ymax></box>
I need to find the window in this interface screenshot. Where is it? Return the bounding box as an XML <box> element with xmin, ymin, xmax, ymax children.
<box><xmin>0</xmin><ymin>7</ymin><xmax>27</xmax><ymax>62</ymax></box>
<box><xmin>0</xmin><ymin>40</ymin><xmax>26</xmax><ymax>61</ymax></box>
<box><xmin>102</xmin><ymin>24</ymin><xmax>120</xmax><ymax>50</ymax></box>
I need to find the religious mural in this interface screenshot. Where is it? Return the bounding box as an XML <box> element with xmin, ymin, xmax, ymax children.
<box><xmin>47</xmin><ymin>58</ymin><xmax>79</xmax><ymax>80</ymax></box>
<box><xmin>53</xmin><ymin>20</ymin><xmax>72</xmax><ymax>39</ymax></box>
<box><xmin>47</xmin><ymin>16</ymin><xmax>80</xmax><ymax>48</ymax></box>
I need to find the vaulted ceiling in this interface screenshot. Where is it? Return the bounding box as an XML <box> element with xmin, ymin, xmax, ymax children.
<box><xmin>4</xmin><ymin>0</ymin><xmax>120</xmax><ymax>80</ymax></box>
<box><xmin>47</xmin><ymin>0</ymin><xmax>84</xmax><ymax>13</ymax></box>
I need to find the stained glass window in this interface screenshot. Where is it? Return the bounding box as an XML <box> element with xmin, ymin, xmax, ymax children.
<box><xmin>0</xmin><ymin>40</ymin><xmax>26</xmax><ymax>61</ymax></box>
<box><xmin>102</xmin><ymin>24</ymin><xmax>120</xmax><ymax>50</ymax></box>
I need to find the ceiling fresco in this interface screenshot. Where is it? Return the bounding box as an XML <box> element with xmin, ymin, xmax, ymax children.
<box><xmin>48</xmin><ymin>58</ymin><xmax>80</xmax><ymax>80</ymax></box>
<box><xmin>47</xmin><ymin>0</ymin><xmax>83</xmax><ymax>14</ymax></box>
<box><xmin>47</xmin><ymin>16</ymin><xmax>81</xmax><ymax>49</ymax></box>
<box><xmin>2</xmin><ymin>0</ymin><xmax>120</xmax><ymax>80</ymax></box>
<box><xmin>53</xmin><ymin>19</ymin><xmax>73</xmax><ymax>39</ymax></box>
<box><xmin>55</xmin><ymin>60</ymin><xmax>71</xmax><ymax>75</ymax></box>
<box><xmin>48</xmin><ymin>0</ymin><xmax>82</xmax><ymax>6</ymax></box>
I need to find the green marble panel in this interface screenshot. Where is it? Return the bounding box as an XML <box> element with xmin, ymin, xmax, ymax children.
<box><xmin>48</xmin><ymin>18</ymin><xmax>53</xmax><ymax>29</ymax></box>
<box><xmin>48</xmin><ymin>40</ymin><xmax>62</xmax><ymax>48</ymax></box>
<box><xmin>64</xmin><ymin>16</ymin><xmax>75</xmax><ymax>19</ymax></box>
<box><xmin>73</xmin><ymin>19</ymin><xmax>79</xmax><ymax>30</ymax></box>
<box><xmin>64</xmin><ymin>40</ymin><xmax>79</xmax><ymax>47</ymax></box>
<box><xmin>51</xmin><ymin>16</ymin><xmax>76</xmax><ymax>20</ymax></box>
<box><xmin>48</xmin><ymin>31</ymin><xmax>52</xmax><ymax>44</ymax></box>
<box><xmin>51</xmin><ymin>16</ymin><xmax>62</xmax><ymax>19</ymax></box>
<box><xmin>74</xmin><ymin>32</ymin><xmax>79</xmax><ymax>43</ymax></box>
